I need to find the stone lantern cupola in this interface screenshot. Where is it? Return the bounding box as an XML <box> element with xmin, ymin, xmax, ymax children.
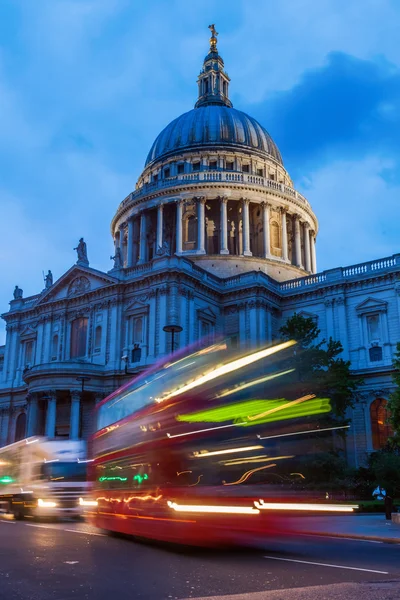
<box><xmin>195</xmin><ymin>24</ymin><xmax>232</xmax><ymax>109</ymax></box>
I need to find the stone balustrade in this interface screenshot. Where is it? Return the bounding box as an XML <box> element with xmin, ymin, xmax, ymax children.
<box><xmin>279</xmin><ymin>254</ymin><xmax>400</xmax><ymax>293</ymax></box>
<box><xmin>117</xmin><ymin>170</ymin><xmax>311</xmax><ymax>212</ymax></box>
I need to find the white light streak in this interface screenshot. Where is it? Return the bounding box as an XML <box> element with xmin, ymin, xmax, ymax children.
<box><xmin>193</xmin><ymin>445</ymin><xmax>263</xmax><ymax>458</ymax></box>
<box><xmin>257</xmin><ymin>424</ymin><xmax>350</xmax><ymax>441</ymax></box>
<box><xmin>38</xmin><ymin>498</ymin><xmax>57</xmax><ymax>508</ymax></box>
<box><xmin>79</xmin><ymin>497</ymin><xmax>98</xmax><ymax>507</ymax></box>
<box><xmin>167</xmin><ymin>422</ymin><xmax>238</xmax><ymax>439</ymax></box>
<box><xmin>254</xmin><ymin>500</ymin><xmax>358</xmax><ymax>512</ymax></box>
<box><xmin>167</xmin><ymin>501</ymin><xmax>259</xmax><ymax>515</ymax></box>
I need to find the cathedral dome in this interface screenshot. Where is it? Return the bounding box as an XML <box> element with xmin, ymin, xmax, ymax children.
<box><xmin>145</xmin><ymin>106</ymin><xmax>283</xmax><ymax>167</ymax></box>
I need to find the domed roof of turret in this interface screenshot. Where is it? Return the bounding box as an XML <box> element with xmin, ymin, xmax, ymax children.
<box><xmin>145</xmin><ymin>25</ymin><xmax>282</xmax><ymax>168</ymax></box>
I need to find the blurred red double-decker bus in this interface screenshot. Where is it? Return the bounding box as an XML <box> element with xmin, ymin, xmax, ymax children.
<box><xmin>86</xmin><ymin>340</ymin><xmax>357</xmax><ymax>547</ymax></box>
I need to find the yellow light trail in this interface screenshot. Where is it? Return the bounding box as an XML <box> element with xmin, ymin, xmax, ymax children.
<box><xmin>155</xmin><ymin>340</ymin><xmax>296</xmax><ymax>403</ymax></box>
<box><xmin>216</xmin><ymin>369</ymin><xmax>295</xmax><ymax>398</ymax></box>
<box><xmin>222</xmin><ymin>455</ymin><xmax>294</xmax><ymax>466</ymax></box>
<box><xmin>223</xmin><ymin>464</ymin><xmax>277</xmax><ymax>486</ymax></box>
<box><xmin>247</xmin><ymin>394</ymin><xmax>316</xmax><ymax>421</ymax></box>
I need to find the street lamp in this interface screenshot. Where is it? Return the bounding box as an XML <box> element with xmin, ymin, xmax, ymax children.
<box><xmin>163</xmin><ymin>325</ymin><xmax>183</xmax><ymax>354</ymax></box>
<box><xmin>76</xmin><ymin>376</ymin><xmax>91</xmax><ymax>395</ymax></box>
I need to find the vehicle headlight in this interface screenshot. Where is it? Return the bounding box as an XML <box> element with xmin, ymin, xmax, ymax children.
<box><xmin>38</xmin><ymin>498</ymin><xmax>57</xmax><ymax>508</ymax></box>
<box><xmin>79</xmin><ymin>497</ymin><xmax>98</xmax><ymax>507</ymax></box>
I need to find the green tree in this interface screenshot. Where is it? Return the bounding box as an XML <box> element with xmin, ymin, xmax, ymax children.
<box><xmin>388</xmin><ymin>341</ymin><xmax>400</xmax><ymax>441</ymax></box>
<box><xmin>280</xmin><ymin>313</ymin><xmax>361</xmax><ymax>420</ymax></box>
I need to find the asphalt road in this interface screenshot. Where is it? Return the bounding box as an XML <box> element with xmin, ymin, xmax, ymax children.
<box><xmin>1</xmin><ymin>516</ymin><xmax>400</xmax><ymax>600</ymax></box>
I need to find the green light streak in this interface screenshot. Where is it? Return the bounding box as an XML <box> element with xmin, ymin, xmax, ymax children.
<box><xmin>133</xmin><ymin>473</ymin><xmax>149</xmax><ymax>484</ymax></box>
<box><xmin>0</xmin><ymin>476</ymin><xmax>14</xmax><ymax>484</ymax></box>
<box><xmin>177</xmin><ymin>398</ymin><xmax>331</xmax><ymax>426</ymax></box>
<box><xmin>99</xmin><ymin>476</ymin><xmax>128</xmax><ymax>482</ymax></box>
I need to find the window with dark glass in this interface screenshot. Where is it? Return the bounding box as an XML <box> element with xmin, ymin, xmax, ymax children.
<box><xmin>51</xmin><ymin>334</ymin><xmax>59</xmax><ymax>361</ymax></box>
<box><xmin>187</xmin><ymin>215</ymin><xmax>197</xmax><ymax>243</ymax></box>
<box><xmin>270</xmin><ymin>173</ymin><xmax>275</xmax><ymax>180</ymax></box>
<box><xmin>94</xmin><ymin>326</ymin><xmax>102</xmax><ymax>353</ymax></box>
<box><xmin>177</xmin><ymin>164</ymin><xmax>184</xmax><ymax>174</ymax></box>
<box><xmin>192</xmin><ymin>162</ymin><xmax>200</xmax><ymax>172</ymax></box>
<box><xmin>257</xmin><ymin>168</ymin><xmax>264</xmax><ymax>177</ymax></box>
<box><xmin>153</xmin><ymin>173</ymin><xmax>158</xmax><ymax>183</ymax></box>
<box><xmin>226</xmin><ymin>161</ymin><xmax>234</xmax><ymax>171</ymax></box>
<box><xmin>132</xmin><ymin>344</ymin><xmax>142</xmax><ymax>363</ymax></box>
<box><xmin>164</xmin><ymin>167</ymin><xmax>170</xmax><ymax>178</ymax></box>
<box><xmin>370</xmin><ymin>398</ymin><xmax>393</xmax><ymax>449</ymax></box>
<box><xmin>15</xmin><ymin>413</ymin><xmax>26</xmax><ymax>442</ymax></box>
<box><xmin>209</xmin><ymin>160</ymin><xmax>217</xmax><ymax>169</ymax></box>
<box><xmin>369</xmin><ymin>346</ymin><xmax>383</xmax><ymax>362</ymax></box>
<box><xmin>25</xmin><ymin>341</ymin><xmax>33</xmax><ymax>365</ymax></box>
<box><xmin>242</xmin><ymin>164</ymin><xmax>249</xmax><ymax>173</ymax></box>
<box><xmin>70</xmin><ymin>317</ymin><xmax>88</xmax><ymax>358</ymax></box>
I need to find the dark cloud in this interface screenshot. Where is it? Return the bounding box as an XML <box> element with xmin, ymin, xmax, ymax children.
<box><xmin>247</xmin><ymin>52</ymin><xmax>400</xmax><ymax>178</ymax></box>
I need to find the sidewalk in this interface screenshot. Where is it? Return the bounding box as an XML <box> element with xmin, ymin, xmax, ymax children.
<box><xmin>296</xmin><ymin>513</ymin><xmax>400</xmax><ymax>543</ymax></box>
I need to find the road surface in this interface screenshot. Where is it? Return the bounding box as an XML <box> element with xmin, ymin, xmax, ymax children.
<box><xmin>1</xmin><ymin>516</ymin><xmax>399</xmax><ymax>599</ymax></box>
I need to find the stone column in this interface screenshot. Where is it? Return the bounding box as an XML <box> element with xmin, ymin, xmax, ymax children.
<box><xmin>220</xmin><ymin>197</ymin><xmax>229</xmax><ymax>254</ymax></box>
<box><xmin>126</xmin><ymin>218</ymin><xmax>134</xmax><ymax>268</ymax></box>
<box><xmin>311</xmin><ymin>231</ymin><xmax>317</xmax><ymax>273</ymax></box>
<box><xmin>118</xmin><ymin>225</ymin><xmax>125</xmax><ymax>266</ymax></box>
<box><xmin>281</xmin><ymin>208</ymin><xmax>288</xmax><ymax>262</ymax></box>
<box><xmin>45</xmin><ymin>392</ymin><xmax>57</xmax><ymax>438</ymax></box>
<box><xmin>138</xmin><ymin>212</ymin><xmax>147</xmax><ymax>263</ymax></box>
<box><xmin>294</xmin><ymin>214</ymin><xmax>303</xmax><ymax>268</ymax></box>
<box><xmin>262</xmin><ymin>202</ymin><xmax>271</xmax><ymax>258</ymax></box>
<box><xmin>156</xmin><ymin>204</ymin><xmax>163</xmax><ymax>251</ymax></box>
<box><xmin>70</xmin><ymin>391</ymin><xmax>81</xmax><ymax>440</ymax></box>
<box><xmin>176</xmin><ymin>200</ymin><xmax>183</xmax><ymax>255</ymax></box>
<box><xmin>242</xmin><ymin>198</ymin><xmax>252</xmax><ymax>256</ymax></box>
<box><xmin>197</xmin><ymin>197</ymin><xmax>206</xmax><ymax>254</ymax></box>
<box><xmin>26</xmin><ymin>393</ymin><xmax>38</xmax><ymax>437</ymax></box>
<box><xmin>304</xmin><ymin>222</ymin><xmax>311</xmax><ymax>272</ymax></box>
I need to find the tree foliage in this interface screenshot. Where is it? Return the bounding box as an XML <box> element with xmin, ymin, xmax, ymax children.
<box><xmin>280</xmin><ymin>313</ymin><xmax>361</xmax><ymax>420</ymax></box>
<box><xmin>388</xmin><ymin>341</ymin><xmax>400</xmax><ymax>439</ymax></box>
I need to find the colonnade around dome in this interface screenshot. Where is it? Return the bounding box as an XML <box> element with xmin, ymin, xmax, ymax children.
<box><xmin>113</xmin><ymin>193</ymin><xmax>317</xmax><ymax>280</ymax></box>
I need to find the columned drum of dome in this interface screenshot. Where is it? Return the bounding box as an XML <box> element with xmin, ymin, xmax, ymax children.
<box><xmin>111</xmin><ymin>28</ymin><xmax>318</xmax><ymax>282</ymax></box>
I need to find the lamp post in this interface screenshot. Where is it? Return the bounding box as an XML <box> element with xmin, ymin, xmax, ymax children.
<box><xmin>76</xmin><ymin>376</ymin><xmax>91</xmax><ymax>395</ymax></box>
<box><xmin>163</xmin><ymin>325</ymin><xmax>183</xmax><ymax>354</ymax></box>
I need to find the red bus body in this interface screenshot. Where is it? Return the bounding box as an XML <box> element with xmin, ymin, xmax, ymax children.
<box><xmin>86</xmin><ymin>341</ymin><xmax>353</xmax><ymax>547</ymax></box>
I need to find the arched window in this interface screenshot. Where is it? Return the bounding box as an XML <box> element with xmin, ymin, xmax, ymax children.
<box><xmin>15</xmin><ymin>413</ymin><xmax>26</xmax><ymax>442</ymax></box>
<box><xmin>271</xmin><ymin>221</ymin><xmax>280</xmax><ymax>248</ymax></box>
<box><xmin>51</xmin><ymin>334</ymin><xmax>59</xmax><ymax>361</ymax></box>
<box><xmin>70</xmin><ymin>317</ymin><xmax>88</xmax><ymax>358</ymax></box>
<box><xmin>370</xmin><ymin>398</ymin><xmax>394</xmax><ymax>450</ymax></box>
<box><xmin>94</xmin><ymin>326</ymin><xmax>102</xmax><ymax>353</ymax></box>
<box><xmin>187</xmin><ymin>215</ymin><xmax>197</xmax><ymax>243</ymax></box>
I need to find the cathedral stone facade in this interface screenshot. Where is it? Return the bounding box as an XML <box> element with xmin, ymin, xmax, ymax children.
<box><xmin>1</xmin><ymin>28</ymin><xmax>399</xmax><ymax>467</ymax></box>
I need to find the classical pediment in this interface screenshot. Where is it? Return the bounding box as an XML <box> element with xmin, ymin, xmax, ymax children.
<box><xmin>355</xmin><ymin>297</ymin><xmax>388</xmax><ymax>314</ymax></box>
<box><xmin>20</xmin><ymin>325</ymin><xmax>37</xmax><ymax>340</ymax></box>
<box><xmin>297</xmin><ymin>310</ymin><xmax>318</xmax><ymax>322</ymax></box>
<box><xmin>197</xmin><ymin>306</ymin><xmax>217</xmax><ymax>320</ymax></box>
<box><xmin>36</xmin><ymin>265</ymin><xmax>119</xmax><ymax>305</ymax></box>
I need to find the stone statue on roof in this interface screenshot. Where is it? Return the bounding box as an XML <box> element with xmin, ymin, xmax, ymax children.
<box><xmin>74</xmin><ymin>238</ymin><xmax>89</xmax><ymax>266</ymax></box>
<box><xmin>13</xmin><ymin>285</ymin><xmax>23</xmax><ymax>299</ymax></box>
<box><xmin>45</xmin><ymin>270</ymin><xmax>53</xmax><ymax>289</ymax></box>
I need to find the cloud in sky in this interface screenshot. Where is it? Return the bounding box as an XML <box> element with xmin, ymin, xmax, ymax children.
<box><xmin>0</xmin><ymin>0</ymin><xmax>400</xmax><ymax>342</ymax></box>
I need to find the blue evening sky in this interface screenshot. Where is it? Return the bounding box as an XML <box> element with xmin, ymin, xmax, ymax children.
<box><xmin>1</xmin><ymin>0</ymin><xmax>400</xmax><ymax>343</ymax></box>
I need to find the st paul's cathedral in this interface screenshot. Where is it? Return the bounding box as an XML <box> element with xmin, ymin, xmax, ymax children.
<box><xmin>1</xmin><ymin>27</ymin><xmax>399</xmax><ymax>467</ymax></box>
